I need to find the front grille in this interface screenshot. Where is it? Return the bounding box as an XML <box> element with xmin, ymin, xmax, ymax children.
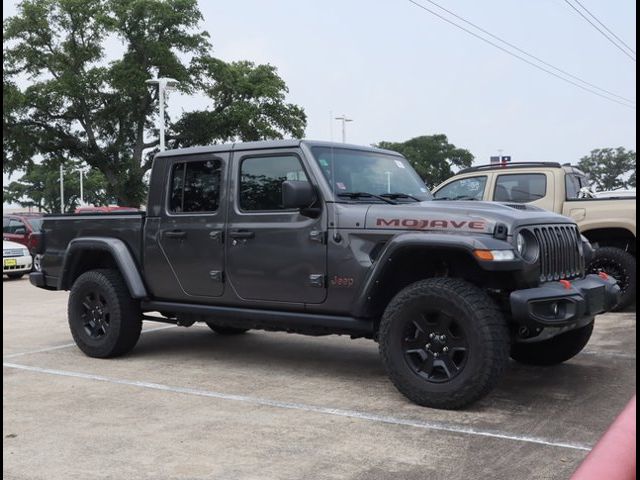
<box><xmin>3</xmin><ymin>249</ymin><xmax>24</xmax><ymax>258</ymax></box>
<box><xmin>530</xmin><ymin>225</ymin><xmax>584</xmax><ymax>282</ymax></box>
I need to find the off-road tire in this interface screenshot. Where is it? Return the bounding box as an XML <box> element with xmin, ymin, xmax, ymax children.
<box><xmin>510</xmin><ymin>322</ymin><xmax>594</xmax><ymax>366</ymax></box>
<box><xmin>205</xmin><ymin>322</ymin><xmax>249</xmax><ymax>335</ymax></box>
<box><xmin>587</xmin><ymin>247</ymin><xmax>636</xmax><ymax>311</ymax></box>
<box><xmin>68</xmin><ymin>269</ymin><xmax>142</xmax><ymax>358</ymax></box>
<box><xmin>7</xmin><ymin>273</ymin><xmax>25</xmax><ymax>279</ymax></box>
<box><xmin>378</xmin><ymin>278</ymin><xmax>510</xmax><ymax>409</ymax></box>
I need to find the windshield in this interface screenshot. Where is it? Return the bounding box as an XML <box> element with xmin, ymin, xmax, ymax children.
<box><xmin>310</xmin><ymin>147</ymin><xmax>432</xmax><ymax>202</ymax></box>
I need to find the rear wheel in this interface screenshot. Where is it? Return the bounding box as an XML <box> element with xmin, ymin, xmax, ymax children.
<box><xmin>587</xmin><ymin>247</ymin><xmax>636</xmax><ymax>311</ymax></box>
<box><xmin>205</xmin><ymin>322</ymin><xmax>249</xmax><ymax>335</ymax></box>
<box><xmin>68</xmin><ymin>269</ymin><xmax>142</xmax><ymax>358</ymax></box>
<box><xmin>510</xmin><ymin>322</ymin><xmax>594</xmax><ymax>366</ymax></box>
<box><xmin>378</xmin><ymin>278</ymin><xmax>510</xmax><ymax>409</ymax></box>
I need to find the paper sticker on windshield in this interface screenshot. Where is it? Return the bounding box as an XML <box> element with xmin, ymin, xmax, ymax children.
<box><xmin>336</xmin><ymin>182</ymin><xmax>347</xmax><ymax>190</ymax></box>
<box><xmin>420</xmin><ymin>188</ymin><xmax>427</xmax><ymax>192</ymax></box>
<box><xmin>394</xmin><ymin>160</ymin><xmax>406</xmax><ymax>169</ymax></box>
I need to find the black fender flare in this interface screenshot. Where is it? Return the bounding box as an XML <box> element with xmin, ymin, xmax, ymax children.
<box><xmin>58</xmin><ymin>237</ymin><xmax>147</xmax><ymax>298</ymax></box>
<box><xmin>350</xmin><ymin>231</ymin><xmax>520</xmax><ymax>318</ymax></box>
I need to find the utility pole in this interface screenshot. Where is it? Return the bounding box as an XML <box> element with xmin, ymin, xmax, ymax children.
<box><xmin>146</xmin><ymin>77</ymin><xmax>180</xmax><ymax>151</ymax></box>
<box><xmin>59</xmin><ymin>164</ymin><xmax>64</xmax><ymax>213</ymax></box>
<box><xmin>334</xmin><ymin>114</ymin><xmax>353</xmax><ymax>143</ymax></box>
<box><xmin>76</xmin><ymin>168</ymin><xmax>85</xmax><ymax>206</ymax></box>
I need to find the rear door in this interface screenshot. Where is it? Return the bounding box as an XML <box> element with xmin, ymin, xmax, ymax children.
<box><xmin>225</xmin><ymin>149</ymin><xmax>327</xmax><ymax>304</ymax></box>
<box><xmin>157</xmin><ymin>153</ymin><xmax>227</xmax><ymax>298</ymax></box>
<box><xmin>492</xmin><ymin>172</ymin><xmax>555</xmax><ymax>211</ymax></box>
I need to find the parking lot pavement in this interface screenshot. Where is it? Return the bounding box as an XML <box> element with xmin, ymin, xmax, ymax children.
<box><xmin>3</xmin><ymin>277</ymin><xmax>636</xmax><ymax>480</ymax></box>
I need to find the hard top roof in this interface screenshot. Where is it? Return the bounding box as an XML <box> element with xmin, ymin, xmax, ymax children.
<box><xmin>155</xmin><ymin>139</ymin><xmax>402</xmax><ymax>158</ymax></box>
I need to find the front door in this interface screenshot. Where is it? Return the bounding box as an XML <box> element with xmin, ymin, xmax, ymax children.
<box><xmin>157</xmin><ymin>153</ymin><xmax>227</xmax><ymax>298</ymax></box>
<box><xmin>226</xmin><ymin>149</ymin><xmax>327</xmax><ymax>304</ymax></box>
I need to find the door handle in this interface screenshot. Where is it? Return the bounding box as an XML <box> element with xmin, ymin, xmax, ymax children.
<box><xmin>164</xmin><ymin>230</ymin><xmax>186</xmax><ymax>239</ymax></box>
<box><xmin>229</xmin><ymin>230</ymin><xmax>255</xmax><ymax>239</ymax></box>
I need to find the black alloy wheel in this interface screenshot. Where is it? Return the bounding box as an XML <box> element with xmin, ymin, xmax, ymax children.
<box><xmin>80</xmin><ymin>291</ymin><xmax>111</xmax><ymax>339</ymax></box>
<box><xmin>68</xmin><ymin>269</ymin><xmax>142</xmax><ymax>358</ymax></box>
<box><xmin>402</xmin><ymin>312</ymin><xmax>469</xmax><ymax>383</ymax></box>
<box><xmin>379</xmin><ymin>278</ymin><xmax>510</xmax><ymax>410</ymax></box>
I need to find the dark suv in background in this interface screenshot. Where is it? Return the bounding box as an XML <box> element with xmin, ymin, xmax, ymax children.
<box><xmin>3</xmin><ymin>213</ymin><xmax>44</xmax><ymax>256</ymax></box>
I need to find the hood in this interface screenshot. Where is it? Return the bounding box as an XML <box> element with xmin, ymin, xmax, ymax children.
<box><xmin>3</xmin><ymin>240</ymin><xmax>27</xmax><ymax>250</ymax></box>
<box><xmin>362</xmin><ymin>200</ymin><xmax>574</xmax><ymax>236</ymax></box>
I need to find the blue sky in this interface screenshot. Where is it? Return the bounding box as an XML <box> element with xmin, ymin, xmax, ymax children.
<box><xmin>3</xmin><ymin>0</ymin><xmax>636</xmax><ymax>197</ymax></box>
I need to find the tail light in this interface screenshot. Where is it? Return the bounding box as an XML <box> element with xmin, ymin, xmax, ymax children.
<box><xmin>28</xmin><ymin>232</ymin><xmax>45</xmax><ymax>254</ymax></box>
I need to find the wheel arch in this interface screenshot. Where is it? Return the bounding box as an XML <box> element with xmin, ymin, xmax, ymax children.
<box><xmin>350</xmin><ymin>232</ymin><xmax>519</xmax><ymax>322</ymax></box>
<box><xmin>581</xmin><ymin>228</ymin><xmax>636</xmax><ymax>255</ymax></box>
<box><xmin>59</xmin><ymin>237</ymin><xmax>147</xmax><ymax>298</ymax></box>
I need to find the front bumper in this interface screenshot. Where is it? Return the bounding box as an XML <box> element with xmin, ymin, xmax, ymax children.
<box><xmin>510</xmin><ymin>274</ymin><xmax>620</xmax><ymax>335</ymax></box>
<box><xmin>3</xmin><ymin>254</ymin><xmax>32</xmax><ymax>274</ymax></box>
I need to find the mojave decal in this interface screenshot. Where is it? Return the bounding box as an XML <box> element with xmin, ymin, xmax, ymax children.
<box><xmin>375</xmin><ymin>217</ymin><xmax>490</xmax><ymax>232</ymax></box>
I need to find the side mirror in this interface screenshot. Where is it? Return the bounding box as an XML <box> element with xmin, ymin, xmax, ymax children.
<box><xmin>282</xmin><ymin>180</ymin><xmax>317</xmax><ymax>210</ymax></box>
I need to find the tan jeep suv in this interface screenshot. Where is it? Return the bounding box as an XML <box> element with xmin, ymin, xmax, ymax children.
<box><xmin>433</xmin><ymin>162</ymin><xmax>636</xmax><ymax>310</ymax></box>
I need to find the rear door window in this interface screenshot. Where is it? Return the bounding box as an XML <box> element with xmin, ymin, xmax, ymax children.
<box><xmin>494</xmin><ymin>174</ymin><xmax>547</xmax><ymax>203</ymax></box>
<box><xmin>168</xmin><ymin>159</ymin><xmax>223</xmax><ymax>213</ymax></box>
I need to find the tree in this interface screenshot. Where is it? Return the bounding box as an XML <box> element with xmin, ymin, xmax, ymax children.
<box><xmin>578</xmin><ymin>147</ymin><xmax>636</xmax><ymax>191</ymax></box>
<box><xmin>3</xmin><ymin>0</ymin><xmax>306</xmax><ymax>207</ymax></box>
<box><xmin>376</xmin><ymin>135</ymin><xmax>474</xmax><ymax>188</ymax></box>
<box><xmin>3</xmin><ymin>161</ymin><xmax>109</xmax><ymax>213</ymax></box>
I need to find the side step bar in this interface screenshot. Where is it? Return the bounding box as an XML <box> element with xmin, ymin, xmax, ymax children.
<box><xmin>141</xmin><ymin>300</ymin><xmax>374</xmax><ymax>338</ymax></box>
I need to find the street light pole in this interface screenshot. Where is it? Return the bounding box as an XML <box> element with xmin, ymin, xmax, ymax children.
<box><xmin>146</xmin><ymin>77</ymin><xmax>180</xmax><ymax>151</ymax></box>
<box><xmin>334</xmin><ymin>114</ymin><xmax>353</xmax><ymax>143</ymax></box>
<box><xmin>59</xmin><ymin>164</ymin><xmax>64</xmax><ymax>213</ymax></box>
<box><xmin>77</xmin><ymin>168</ymin><xmax>85</xmax><ymax>205</ymax></box>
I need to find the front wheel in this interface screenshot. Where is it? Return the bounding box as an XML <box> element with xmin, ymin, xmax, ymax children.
<box><xmin>587</xmin><ymin>247</ymin><xmax>636</xmax><ymax>311</ymax></box>
<box><xmin>510</xmin><ymin>322</ymin><xmax>594</xmax><ymax>366</ymax></box>
<box><xmin>378</xmin><ymin>278</ymin><xmax>510</xmax><ymax>410</ymax></box>
<box><xmin>68</xmin><ymin>269</ymin><xmax>142</xmax><ymax>358</ymax></box>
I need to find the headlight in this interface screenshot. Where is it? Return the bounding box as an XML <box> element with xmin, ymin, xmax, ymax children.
<box><xmin>23</xmin><ymin>249</ymin><xmax>30</xmax><ymax>257</ymax></box>
<box><xmin>516</xmin><ymin>229</ymin><xmax>539</xmax><ymax>263</ymax></box>
<box><xmin>516</xmin><ymin>233</ymin><xmax>526</xmax><ymax>256</ymax></box>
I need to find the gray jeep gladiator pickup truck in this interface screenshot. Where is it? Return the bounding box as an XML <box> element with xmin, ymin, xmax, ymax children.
<box><xmin>30</xmin><ymin>140</ymin><xmax>620</xmax><ymax>409</ymax></box>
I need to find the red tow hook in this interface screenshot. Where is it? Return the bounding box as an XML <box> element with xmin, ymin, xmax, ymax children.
<box><xmin>559</xmin><ymin>280</ymin><xmax>572</xmax><ymax>289</ymax></box>
<box><xmin>598</xmin><ymin>272</ymin><xmax>609</xmax><ymax>280</ymax></box>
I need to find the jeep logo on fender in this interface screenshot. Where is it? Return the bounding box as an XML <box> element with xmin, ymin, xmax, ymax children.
<box><xmin>376</xmin><ymin>218</ymin><xmax>487</xmax><ymax>231</ymax></box>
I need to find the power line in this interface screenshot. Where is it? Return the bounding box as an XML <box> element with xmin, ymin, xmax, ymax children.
<box><xmin>407</xmin><ymin>0</ymin><xmax>635</xmax><ymax>109</ymax></box>
<box><xmin>563</xmin><ymin>0</ymin><xmax>635</xmax><ymax>61</ymax></box>
<box><xmin>572</xmin><ymin>0</ymin><xmax>636</xmax><ymax>55</ymax></box>
<box><xmin>415</xmin><ymin>0</ymin><xmax>635</xmax><ymax>105</ymax></box>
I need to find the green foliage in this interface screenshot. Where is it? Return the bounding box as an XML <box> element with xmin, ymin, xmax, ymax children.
<box><xmin>376</xmin><ymin>135</ymin><xmax>474</xmax><ymax>188</ymax></box>
<box><xmin>3</xmin><ymin>161</ymin><xmax>108</xmax><ymax>213</ymax></box>
<box><xmin>172</xmin><ymin>58</ymin><xmax>306</xmax><ymax>147</ymax></box>
<box><xmin>3</xmin><ymin>0</ymin><xmax>306</xmax><ymax>207</ymax></box>
<box><xmin>578</xmin><ymin>147</ymin><xmax>636</xmax><ymax>191</ymax></box>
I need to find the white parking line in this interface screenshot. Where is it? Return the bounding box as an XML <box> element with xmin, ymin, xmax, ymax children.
<box><xmin>581</xmin><ymin>350</ymin><xmax>636</xmax><ymax>359</ymax></box>
<box><xmin>2</xmin><ymin>324</ymin><xmax>177</xmax><ymax>359</ymax></box>
<box><xmin>3</xmin><ymin>361</ymin><xmax>593</xmax><ymax>452</ymax></box>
